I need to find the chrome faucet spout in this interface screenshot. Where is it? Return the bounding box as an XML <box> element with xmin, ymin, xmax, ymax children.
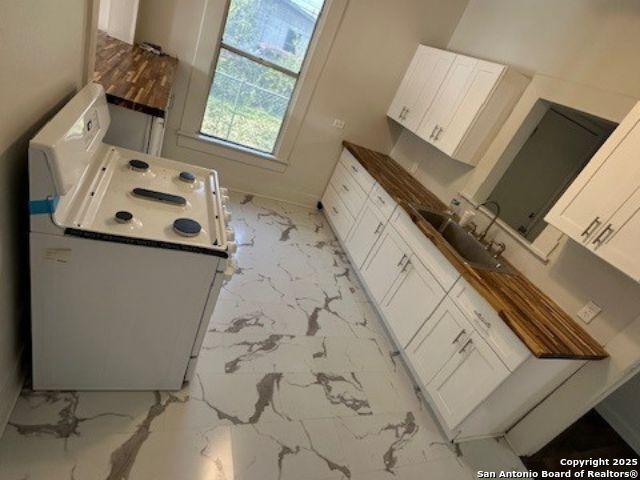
<box><xmin>476</xmin><ymin>200</ymin><xmax>501</xmax><ymax>241</ymax></box>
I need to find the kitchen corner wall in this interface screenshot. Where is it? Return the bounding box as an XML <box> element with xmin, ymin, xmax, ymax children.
<box><xmin>390</xmin><ymin>0</ymin><xmax>640</xmax><ymax>455</ymax></box>
<box><xmin>134</xmin><ymin>0</ymin><xmax>469</xmax><ymax>206</ymax></box>
<box><xmin>0</xmin><ymin>0</ymin><xmax>90</xmax><ymax>432</ymax></box>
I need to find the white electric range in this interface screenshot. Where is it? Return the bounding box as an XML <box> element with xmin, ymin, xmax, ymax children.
<box><xmin>28</xmin><ymin>83</ymin><xmax>236</xmax><ymax>390</ymax></box>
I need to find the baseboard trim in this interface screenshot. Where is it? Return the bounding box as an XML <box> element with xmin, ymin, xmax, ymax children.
<box><xmin>597</xmin><ymin>403</ymin><xmax>640</xmax><ymax>455</ymax></box>
<box><xmin>0</xmin><ymin>348</ymin><xmax>25</xmax><ymax>437</ymax></box>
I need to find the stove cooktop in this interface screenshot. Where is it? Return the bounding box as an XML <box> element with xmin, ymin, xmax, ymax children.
<box><xmin>53</xmin><ymin>146</ymin><xmax>231</xmax><ymax>255</ymax></box>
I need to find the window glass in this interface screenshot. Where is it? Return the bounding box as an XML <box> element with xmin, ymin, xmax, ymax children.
<box><xmin>201</xmin><ymin>0</ymin><xmax>325</xmax><ymax>153</ymax></box>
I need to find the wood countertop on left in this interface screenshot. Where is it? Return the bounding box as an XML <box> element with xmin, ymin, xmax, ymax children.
<box><xmin>342</xmin><ymin>141</ymin><xmax>608</xmax><ymax>361</ymax></box>
<box><xmin>93</xmin><ymin>31</ymin><xmax>178</xmax><ymax>118</ymax></box>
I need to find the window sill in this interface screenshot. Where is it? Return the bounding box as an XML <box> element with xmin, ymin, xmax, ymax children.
<box><xmin>176</xmin><ymin>131</ymin><xmax>289</xmax><ymax>173</ymax></box>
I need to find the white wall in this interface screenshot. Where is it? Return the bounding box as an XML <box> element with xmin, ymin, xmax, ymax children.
<box><xmin>0</xmin><ymin>0</ymin><xmax>90</xmax><ymax>432</ymax></box>
<box><xmin>134</xmin><ymin>0</ymin><xmax>470</xmax><ymax>206</ymax></box>
<box><xmin>390</xmin><ymin>0</ymin><xmax>640</xmax><ymax>454</ymax></box>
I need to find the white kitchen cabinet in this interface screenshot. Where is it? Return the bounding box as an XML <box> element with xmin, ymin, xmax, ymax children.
<box><xmin>330</xmin><ymin>161</ymin><xmax>366</xmax><ymax>218</ymax></box>
<box><xmin>427</xmin><ymin>331</ymin><xmax>510</xmax><ymax>429</ymax></box>
<box><xmin>449</xmin><ymin>278</ymin><xmax>530</xmax><ymax>371</ymax></box>
<box><xmin>416</xmin><ymin>57</ymin><xmax>528</xmax><ymax>166</ymax></box>
<box><xmin>389</xmin><ymin>46</ymin><xmax>528</xmax><ymax>166</ymax></box>
<box><xmin>381</xmin><ymin>253</ymin><xmax>447</xmax><ymax>348</ymax></box>
<box><xmin>339</xmin><ymin>149</ymin><xmax>376</xmax><ymax>194</ymax></box>
<box><xmin>361</xmin><ymin>226</ymin><xmax>411</xmax><ymax>304</ymax></box>
<box><xmin>406</xmin><ymin>297</ymin><xmax>471</xmax><ymax>385</ymax></box>
<box><xmin>591</xmin><ymin>188</ymin><xmax>640</xmax><ymax>280</ymax></box>
<box><xmin>546</xmin><ymin>101</ymin><xmax>640</xmax><ymax>281</ymax></box>
<box><xmin>388</xmin><ymin>46</ymin><xmax>456</xmax><ymax>132</ymax></box>
<box><xmin>417</xmin><ymin>55</ymin><xmax>480</xmax><ymax>145</ymax></box>
<box><xmin>345</xmin><ymin>200</ymin><xmax>386</xmax><ymax>269</ymax></box>
<box><xmin>321</xmin><ymin>183</ymin><xmax>353</xmax><ymax>241</ymax></box>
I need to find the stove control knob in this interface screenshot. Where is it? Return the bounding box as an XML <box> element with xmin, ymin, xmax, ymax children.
<box><xmin>223</xmin><ymin>208</ymin><xmax>232</xmax><ymax>222</ymax></box>
<box><xmin>220</xmin><ymin>187</ymin><xmax>229</xmax><ymax>196</ymax></box>
<box><xmin>227</xmin><ymin>241</ymin><xmax>238</xmax><ymax>254</ymax></box>
<box><xmin>225</xmin><ymin>228</ymin><xmax>235</xmax><ymax>241</ymax></box>
<box><xmin>222</xmin><ymin>194</ymin><xmax>230</xmax><ymax>204</ymax></box>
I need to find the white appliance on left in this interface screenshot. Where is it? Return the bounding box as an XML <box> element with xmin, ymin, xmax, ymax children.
<box><xmin>28</xmin><ymin>83</ymin><xmax>236</xmax><ymax>390</ymax></box>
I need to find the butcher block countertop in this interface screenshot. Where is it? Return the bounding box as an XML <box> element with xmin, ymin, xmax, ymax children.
<box><xmin>93</xmin><ymin>31</ymin><xmax>178</xmax><ymax>118</ymax></box>
<box><xmin>343</xmin><ymin>141</ymin><xmax>608</xmax><ymax>360</ymax></box>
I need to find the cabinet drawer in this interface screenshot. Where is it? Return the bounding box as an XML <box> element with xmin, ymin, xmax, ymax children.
<box><xmin>339</xmin><ymin>149</ymin><xmax>376</xmax><ymax>194</ymax></box>
<box><xmin>449</xmin><ymin>277</ymin><xmax>530</xmax><ymax>371</ymax></box>
<box><xmin>370</xmin><ymin>183</ymin><xmax>397</xmax><ymax>221</ymax></box>
<box><xmin>322</xmin><ymin>183</ymin><xmax>354</xmax><ymax>241</ymax></box>
<box><xmin>330</xmin><ymin>161</ymin><xmax>366</xmax><ymax>217</ymax></box>
<box><xmin>391</xmin><ymin>209</ymin><xmax>460</xmax><ymax>291</ymax></box>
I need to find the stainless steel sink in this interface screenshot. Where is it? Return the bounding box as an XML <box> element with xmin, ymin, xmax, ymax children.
<box><xmin>415</xmin><ymin>207</ymin><xmax>513</xmax><ymax>274</ymax></box>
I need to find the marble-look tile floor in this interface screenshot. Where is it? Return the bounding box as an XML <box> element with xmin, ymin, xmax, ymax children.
<box><xmin>0</xmin><ymin>192</ymin><xmax>521</xmax><ymax>479</ymax></box>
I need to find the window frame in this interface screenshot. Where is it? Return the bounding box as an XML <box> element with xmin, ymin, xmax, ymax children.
<box><xmin>178</xmin><ymin>0</ymin><xmax>346</xmax><ymax>171</ymax></box>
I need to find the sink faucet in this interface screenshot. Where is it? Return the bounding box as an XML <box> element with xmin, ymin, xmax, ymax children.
<box><xmin>476</xmin><ymin>201</ymin><xmax>501</xmax><ymax>242</ymax></box>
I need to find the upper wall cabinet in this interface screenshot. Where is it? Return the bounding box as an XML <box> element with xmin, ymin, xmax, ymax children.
<box><xmin>388</xmin><ymin>46</ymin><xmax>456</xmax><ymax>132</ymax></box>
<box><xmin>388</xmin><ymin>46</ymin><xmax>529</xmax><ymax>166</ymax></box>
<box><xmin>546</xmin><ymin>101</ymin><xmax>640</xmax><ymax>282</ymax></box>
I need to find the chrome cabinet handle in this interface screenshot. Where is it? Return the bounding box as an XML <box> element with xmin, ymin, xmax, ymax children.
<box><xmin>401</xmin><ymin>258</ymin><xmax>412</xmax><ymax>273</ymax></box>
<box><xmin>396</xmin><ymin>254</ymin><xmax>408</xmax><ymax>267</ymax></box>
<box><xmin>434</xmin><ymin>126</ymin><xmax>444</xmax><ymax>141</ymax></box>
<box><xmin>342</xmin><ymin>184</ymin><xmax>349</xmax><ymax>192</ymax></box>
<box><xmin>592</xmin><ymin>224</ymin><xmax>614</xmax><ymax>247</ymax></box>
<box><xmin>581</xmin><ymin>217</ymin><xmax>601</xmax><ymax>239</ymax></box>
<box><xmin>452</xmin><ymin>329</ymin><xmax>467</xmax><ymax>345</ymax></box>
<box><xmin>473</xmin><ymin>310</ymin><xmax>491</xmax><ymax>329</ymax></box>
<box><xmin>458</xmin><ymin>338</ymin><xmax>473</xmax><ymax>355</ymax></box>
<box><xmin>429</xmin><ymin>125</ymin><xmax>438</xmax><ymax>140</ymax></box>
<box><xmin>403</xmin><ymin>107</ymin><xmax>410</xmax><ymax>119</ymax></box>
<box><xmin>377</xmin><ymin>195</ymin><xmax>386</xmax><ymax>205</ymax></box>
<box><xmin>351</xmin><ymin>165</ymin><xmax>358</xmax><ymax>173</ymax></box>
<box><xmin>331</xmin><ymin>207</ymin><xmax>338</xmax><ymax>215</ymax></box>
<box><xmin>374</xmin><ymin>222</ymin><xmax>384</xmax><ymax>234</ymax></box>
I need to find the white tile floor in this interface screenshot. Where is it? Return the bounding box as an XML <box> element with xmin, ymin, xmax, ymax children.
<box><xmin>0</xmin><ymin>192</ymin><xmax>524</xmax><ymax>479</ymax></box>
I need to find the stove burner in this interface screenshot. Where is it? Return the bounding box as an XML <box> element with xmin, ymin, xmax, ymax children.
<box><xmin>179</xmin><ymin>171</ymin><xmax>196</xmax><ymax>183</ymax></box>
<box><xmin>115</xmin><ymin>211</ymin><xmax>133</xmax><ymax>224</ymax></box>
<box><xmin>129</xmin><ymin>159</ymin><xmax>149</xmax><ymax>172</ymax></box>
<box><xmin>173</xmin><ymin>218</ymin><xmax>201</xmax><ymax>237</ymax></box>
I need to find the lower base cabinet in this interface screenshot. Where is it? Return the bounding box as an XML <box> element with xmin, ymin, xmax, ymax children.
<box><xmin>381</xmin><ymin>253</ymin><xmax>447</xmax><ymax>348</ymax></box>
<box><xmin>426</xmin><ymin>331</ymin><xmax>510</xmax><ymax>429</ymax></box>
<box><xmin>322</xmin><ymin>147</ymin><xmax>581</xmax><ymax>442</ymax></box>
<box><xmin>345</xmin><ymin>200</ymin><xmax>386</xmax><ymax>269</ymax></box>
<box><xmin>322</xmin><ymin>183</ymin><xmax>353</xmax><ymax>241</ymax></box>
<box><xmin>405</xmin><ymin>297</ymin><xmax>471</xmax><ymax>385</ymax></box>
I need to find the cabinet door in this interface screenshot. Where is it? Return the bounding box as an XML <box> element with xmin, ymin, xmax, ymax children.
<box><xmin>590</xmin><ymin>187</ymin><xmax>640</xmax><ymax>281</ymax></box>
<box><xmin>546</xmin><ymin>101</ymin><xmax>640</xmax><ymax>245</ymax></box>
<box><xmin>388</xmin><ymin>46</ymin><xmax>455</xmax><ymax>131</ymax></box>
<box><xmin>345</xmin><ymin>201</ymin><xmax>386</xmax><ymax>269</ymax></box>
<box><xmin>361</xmin><ymin>226</ymin><xmax>410</xmax><ymax>304</ymax></box>
<box><xmin>435</xmin><ymin>60</ymin><xmax>503</xmax><ymax>156</ymax></box>
<box><xmin>427</xmin><ymin>332</ymin><xmax>510</xmax><ymax>429</ymax></box>
<box><xmin>405</xmin><ymin>297</ymin><xmax>471</xmax><ymax>386</ymax></box>
<box><xmin>381</xmin><ymin>254</ymin><xmax>447</xmax><ymax>348</ymax></box>
<box><xmin>416</xmin><ymin>55</ymin><xmax>478</xmax><ymax>145</ymax></box>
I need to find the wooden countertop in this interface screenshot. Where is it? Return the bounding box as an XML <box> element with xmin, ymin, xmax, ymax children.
<box><xmin>343</xmin><ymin>141</ymin><xmax>608</xmax><ymax>360</ymax></box>
<box><xmin>93</xmin><ymin>31</ymin><xmax>178</xmax><ymax>118</ymax></box>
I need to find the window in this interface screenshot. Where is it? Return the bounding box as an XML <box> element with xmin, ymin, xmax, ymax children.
<box><xmin>201</xmin><ymin>0</ymin><xmax>325</xmax><ymax>153</ymax></box>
